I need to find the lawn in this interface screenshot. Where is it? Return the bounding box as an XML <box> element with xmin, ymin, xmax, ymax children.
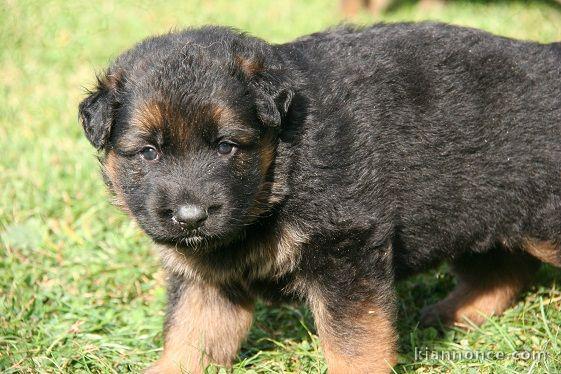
<box><xmin>1</xmin><ymin>0</ymin><xmax>561</xmax><ymax>372</ymax></box>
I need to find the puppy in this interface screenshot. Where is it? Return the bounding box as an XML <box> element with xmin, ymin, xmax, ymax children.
<box><xmin>79</xmin><ymin>22</ymin><xmax>561</xmax><ymax>373</ymax></box>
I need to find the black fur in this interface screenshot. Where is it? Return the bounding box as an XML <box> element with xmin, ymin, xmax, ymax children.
<box><xmin>79</xmin><ymin>22</ymin><xmax>561</xmax><ymax>371</ymax></box>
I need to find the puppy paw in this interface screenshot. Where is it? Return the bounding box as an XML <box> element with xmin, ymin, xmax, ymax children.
<box><xmin>419</xmin><ymin>302</ymin><xmax>455</xmax><ymax>328</ymax></box>
<box><xmin>144</xmin><ymin>361</ymin><xmax>181</xmax><ymax>374</ymax></box>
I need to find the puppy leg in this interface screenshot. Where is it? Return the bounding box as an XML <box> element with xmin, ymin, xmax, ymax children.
<box><xmin>305</xmin><ymin>242</ymin><xmax>397</xmax><ymax>373</ymax></box>
<box><xmin>308</xmin><ymin>286</ymin><xmax>397</xmax><ymax>373</ymax></box>
<box><xmin>421</xmin><ymin>248</ymin><xmax>539</xmax><ymax>328</ymax></box>
<box><xmin>146</xmin><ymin>274</ymin><xmax>254</xmax><ymax>374</ymax></box>
<box><xmin>523</xmin><ymin>238</ymin><xmax>561</xmax><ymax>267</ymax></box>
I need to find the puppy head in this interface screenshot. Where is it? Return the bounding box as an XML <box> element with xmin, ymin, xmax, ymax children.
<box><xmin>78</xmin><ymin>27</ymin><xmax>294</xmax><ymax>250</ymax></box>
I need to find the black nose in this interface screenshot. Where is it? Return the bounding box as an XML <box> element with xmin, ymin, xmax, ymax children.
<box><xmin>172</xmin><ymin>204</ymin><xmax>208</xmax><ymax>229</ymax></box>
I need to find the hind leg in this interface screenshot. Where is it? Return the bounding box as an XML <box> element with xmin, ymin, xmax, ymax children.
<box><xmin>420</xmin><ymin>247</ymin><xmax>540</xmax><ymax>328</ymax></box>
<box><xmin>523</xmin><ymin>238</ymin><xmax>561</xmax><ymax>267</ymax></box>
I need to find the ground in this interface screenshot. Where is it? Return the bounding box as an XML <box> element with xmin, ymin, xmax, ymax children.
<box><xmin>1</xmin><ymin>0</ymin><xmax>561</xmax><ymax>373</ymax></box>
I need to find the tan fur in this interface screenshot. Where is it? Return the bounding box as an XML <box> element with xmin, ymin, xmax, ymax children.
<box><xmin>131</xmin><ymin>100</ymin><xmax>165</xmax><ymax>134</ymax></box>
<box><xmin>210</xmin><ymin>104</ymin><xmax>262</xmax><ymax>147</ymax></box>
<box><xmin>245</xmin><ymin>133</ymin><xmax>280</xmax><ymax>217</ymax></box>
<box><xmin>309</xmin><ymin>291</ymin><xmax>397</xmax><ymax>374</ymax></box>
<box><xmin>146</xmin><ymin>281</ymin><xmax>254</xmax><ymax>374</ymax></box>
<box><xmin>210</xmin><ymin>104</ymin><xmax>237</xmax><ymax>124</ymax></box>
<box><xmin>422</xmin><ymin>278</ymin><xmax>525</xmax><ymax>327</ymax></box>
<box><xmin>258</xmin><ymin>134</ymin><xmax>276</xmax><ymax>177</ymax></box>
<box><xmin>234</xmin><ymin>55</ymin><xmax>264</xmax><ymax>78</ymax></box>
<box><xmin>269</xmin><ymin>224</ymin><xmax>307</xmax><ymax>277</ymax></box>
<box><xmin>523</xmin><ymin>238</ymin><xmax>561</xmax><ymax>266</ymax></box>
<box><xmin>158</xmin><ymin>223</ymin><xmax>307</xmax><ymax>284</ymax></box>
<box><xmin>421</xmin><ymin>252</ymin><xmax>538</xmax><ymax>328</ymax></box>
<box><xmin>102</xmin><ymin>151</ymin><xmax>129</xmax><ymax>212</ymax></box>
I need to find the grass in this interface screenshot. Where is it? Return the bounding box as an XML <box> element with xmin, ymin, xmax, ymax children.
<box><xmin>1</xmin><ymin>0</ymin><xmax>561</xmax><ymax>372</ymax></box>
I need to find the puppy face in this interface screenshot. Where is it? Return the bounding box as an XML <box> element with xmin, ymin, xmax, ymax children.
<box><xmin>79</xmin><ymin>28</ymin><xmax>293</xmax><ymax>251</ymax></box>
<box><xmin>105</xmin><ymin>88</ymin><xmax>271</xmax><ymax>247</ymax></box>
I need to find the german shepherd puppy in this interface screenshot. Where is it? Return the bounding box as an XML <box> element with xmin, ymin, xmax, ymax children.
<box><xmin>78</xmin><ymin>22</ymin><xmax>561</xmax><ymax>373</ymax></box>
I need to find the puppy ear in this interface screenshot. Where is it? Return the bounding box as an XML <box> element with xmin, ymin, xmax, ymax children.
<box><xmin>78</xmin><ymin>74</ymin><xmax>119</xmax><ymax>149</ymax></box>
<box><xmin>233</xmin><ymin>49</ymin><xmax>294</xmax><ymax>128</ymax></box>
<box><xmin>251</xmin><ymin>71</ymin><xmax>294</xmax><ymax>128</ymax></box>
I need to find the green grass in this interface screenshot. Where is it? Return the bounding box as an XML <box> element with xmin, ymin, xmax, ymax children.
<box><xmin>1</xmin><ymin>0</ymin><xmax>561</xmax><ymax>372</ymax></box>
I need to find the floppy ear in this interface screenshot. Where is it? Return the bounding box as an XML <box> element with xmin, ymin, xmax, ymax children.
<box><xmin>78</xmin><ymin>75</ymin><xmax>118</xmax><ymax>149</ymax></box>
<box><xmin>233</xmin><ymin>48</ymin><xmax>294</xmax><ymax>128</ymax></box>
<box><xmin>251</xmin><ymin>71</ymin><xmax>294</xmax><ymax>128</ymax></box>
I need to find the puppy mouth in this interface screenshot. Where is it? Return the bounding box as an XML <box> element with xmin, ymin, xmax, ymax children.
<box><xmin>149</xmin><ymin>211</ymin><xmax>239</xmax><ymax>250</ymax></box>
<box><xmin>176</xmin><ymin>228</ymin><xmax>206</xmax><ymax>245</ymax></box>
<box><xmin>152</xmin><ymin>231</ymin><xmax>208</xmax><ymax>250</ymax></box>
<box><xmin>179</xmin><ymin>234</ymin><xmax>205</xmax><ymax>247</ymax></box>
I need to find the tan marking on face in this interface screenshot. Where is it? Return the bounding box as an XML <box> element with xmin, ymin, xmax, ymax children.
<box><xmin>523</xmin><ymin>238</ymin><xmax>561</xmax><ymax>266</ymax></box>
<box><xmin>245</xmin><ymin>133</ymin><xmax>279</xmax><ymax>217</ymax></box>
<box><xmin>235</xmin><ymin>54</ymin><xmax>264</xmax><ymax>78</ymax></box>
<box><xmin>210</xmin><ymin>104</ymin><xmax>237</xmax><ymax>125</ymax></box>
<box><xmin>148</xmin><ymin>281</ymin><xmax>254</xmax><ymax>374</ymax></box>
<box><xmin>102</xmin><ymin>151</ymin><xmax>129</xmax><ymax>212</ymax></box>
<box><xmin>309</xmin><ymin>290</ymin><xmax>397</xmax><ymax>374</ymax></box>
<box><xmin>258</xmin><ymin>134</ymin><xmax>276</xmax><ymax>176</ymax></box>
<box><xmin>131</xmin><ymin>100</ymin><xmax>165</xmax><ymax>135</ymax></box>
<box><xmin>211</xmin><ymin>104</ymin><xmax>259</xmax><ymax>147</ymax></box>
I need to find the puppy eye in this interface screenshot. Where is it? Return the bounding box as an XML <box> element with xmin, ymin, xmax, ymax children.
<box><xmin>217</xmin><ymin>142</ymin><xmax>236</xmax><ymax>155</ymax></box>
<box><xmin>140</xmin><ymin>146</ymin><xmax>159</xmax><ymax>161</ymax></box>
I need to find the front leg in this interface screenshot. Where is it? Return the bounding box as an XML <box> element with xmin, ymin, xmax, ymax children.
<box><xmin>304</xmin><ymin>240</ymin><xmax>398</xmax><ymax>373</ymax></box>
<box><xmin>147</xmin><ymin>273</ymin><xmax>254</xmax><ymax>373</ymax></box>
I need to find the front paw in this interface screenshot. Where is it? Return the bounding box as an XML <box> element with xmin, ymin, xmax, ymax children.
<box><xmin>144</xmin><ymin>360</ymin><xmax>182</xmax><ymax>374</ymax></box>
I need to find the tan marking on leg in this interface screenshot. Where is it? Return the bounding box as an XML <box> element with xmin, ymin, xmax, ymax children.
<box><xmin>147</xmin><ymin>281</ymin><xmax>254</xmax><ymax>374</ymax></box>
<box><xmin>309</xmin><ymin>292</ymin><xmax>397</xmax><ymax>374</ymax></box>
<box><xmin>523</xmin><ymin>238</ymin><xmax>561</xmax><ymax>266</ymax></box>
<box><xmin>421</xmin><ymin>251</ymin><xmax>538</xmax><ymax>328</ymax></box>
<box><xmin>421</xmin><ymin>278</ymin><xmax>524</xmax><ymax>327</ymax></box>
